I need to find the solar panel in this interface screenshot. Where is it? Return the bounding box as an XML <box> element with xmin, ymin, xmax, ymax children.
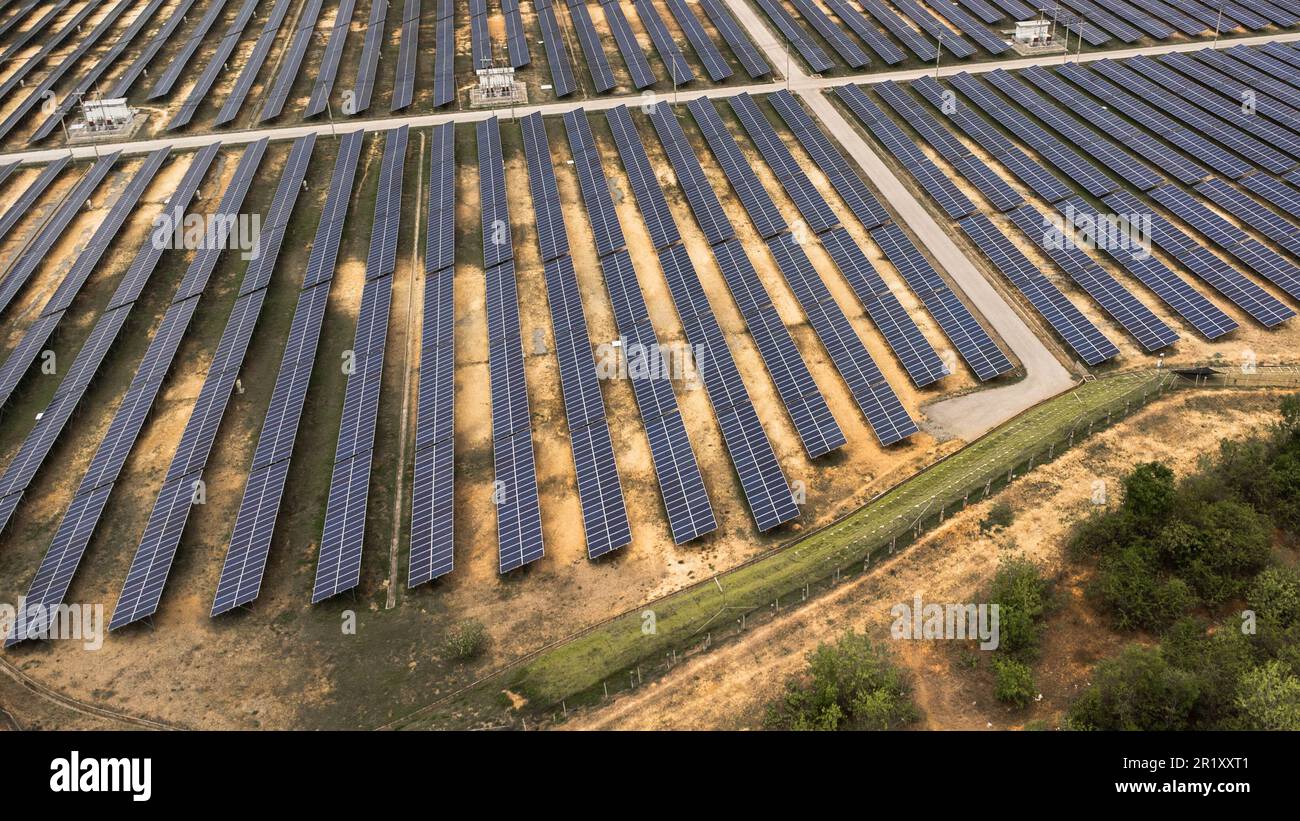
<box><xmin>1060</xmin><ymin>193</ymin><xmax>1232</xmax><ymax>337</ymax></box>
<box><xmin>728</xmin><ymin>94</ymin><xmax>838</xmax><ymax>234</ymax></box>
<box><xmin>957</xmin><ymin>0</ymin><xmax>1007</xmax><ymax>22</ymax></box>
<box><xmin>349</xmin><ymin>0</ymin><xmax>393</xmax><ymax>115</ymax></box>
<box><xmin>891</xmin><ymin>0</ymin><xmax>976</xmax><ymax>57</ymax></box>
<box><xmin>0</xmin><ymin>154</ymin><xmax>119</xmax><ymax>319</ymax></box>
<box><xmin>304</xmin><ymin>0</ymin><xmax>359</xmax><ymax>117</ymax></box>
<box><xmin>634</xmin><ymin>0</ymin><xmax>693</xmax><ymax>84</ymax></box>
<box><xmin>1124</xmin><ymin>0</ymin><xmax>1206</xmax><ymax>33</ymax></box>
<box><xmin>698</xmin><ymin>0</ymin><xmax>769</xmax><ymax>77</ymax></box>
<box><xmin>787</xmin><ymin>0</ymin><xmax>870</xmax><ymax>68</ymax></box>
<box><xmin>536</xmin><ymin>0</ymin><xmax>577</xmax><ymax>97</ymax></box>
<box><xmin>924</xmin><ymin>0</ymin><xmax>1011</xmax><ymax>54</ymax></box>
<box><xmin>1006</xmin><ymin>203</ymin><xmax>1188</xmax><ymax>348</ymax></box>
<box><xmin>660</xmin><ymin>0</ymin><xmax>730</xmax><ymax>81</ymax></box>
<box><xmin>601</xmin><ymin>0</ymin><xmax>656</xmax><ymax>88</ymax></box>
<box><xmin>434</xmin><ymin>1</ymin><xmax>457</xmax><ymax>106</ymax></box>
<box><xmin>605</xmin><ymin>105</ymin><xmax>679</xmax><ymax>250</ymax></box>
<box><xmin>1195</xmin><ymin>177</ymin><xmax>1300</xmax><ymax>261</ymax></box>
<box><xmin>148</xmin><ymin>0</ymin><xmax>232</xmax><ymax>100</ymax></box>
<box><xmin>568</xmin><ymin>0</ymin><xmax>617</xmax><ymax>92</ymax></box>
<box><xmin>0</xmin><ymin>156</ymin><xmax>68</xmax><ymax>247</ymax></box>
<box><xmin>857</xmin><ymin>0</ymin><xmax>937</xmax><ymax>61</ymax></box>
<box><xmin>0</xmin><ymin>0</ymin><xmax>90</xmax><ymax>103</ymax></box>
<box><xmin>211</xmin><ymin>134</ymin><xmax>362</xmax><ymax>616</ymax></box>
<box><xmin>261</xmin><ymin>0</ymin><xmax>326</xmax><ymax>120</ymax></box>
<box><xmin>647</xmin><ymin>103</ymin><xmax>735</xmax><ymax>246</ymax></box>
<box><xmin>959</xmin><ymin>213</ymin><xmax>1118</xmax><ymax>365</ymax></box>
<box><xmin>391</xmin><ymin>0</ymin><xmax>420</xmax><ymax>111</ymax></box>
<box><xmin>821</xmin><ymin>0</ymin><xmax>905</xmax><ymax>65</ymax></box>
<box><xmin>836</xmin><ymin>85</ymin><xmax>976</xmax><ymax>221</ymax></box>
<box><xmin>168</xmin><ymin>0</ymin><xmax>261</xmax><ymax>130</ymax></box>
<box><xmin>0</xmin><ymin>149</ymin><xmax>167</xmax><ymax>411</ymax></box>
<box><xmin>688</xmin><ymin>98</ymin><xmax>788</xmax><ymax>239</ymax></box>
<box><xmin>215</xmin><ymin>0</ymin><xmax>295</xmax><ymax>125</ymax></box>
<box><xmin>565</xmin><ymin>110</ymin><xmax>627</xmax><ymax>256</ymax></box>
<box><xmin>1053</xmin><ymin>0</ymin><xmax>1143</xmax><ymax>40</ymax></box>
<box><xmin>752</xmin><ymin>0</ymin><xmax>834</xmax><ymax>72</ymax></box>
<box><xmin>572</xmin><ymin>109</ymin><xmax>717</xmax><ymax>541</ymax></box>
<box><xmin>1240</xmin><ymin>173</ymin><xmax>1300</xmax><ymax>222</ymax></box>
<box><xmin>502</xmin><ymin>0</ymin><xmax>532</xmax><ymax>67</ymax></box>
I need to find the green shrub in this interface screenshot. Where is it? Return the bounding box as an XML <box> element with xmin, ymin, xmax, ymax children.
<box><xmin>766</xmin><ymin>631</ymin><xmax>919</xmax><ymax>731</ymax></box>
<box><xmin>993</xmin><ymin>657</ymin><xmax>1036</xmax><ymax>708</ymax></box>
<box><xmin>987</xmin><ymin>557</ymin><xmax>1050</xmax><ymax>658</ymax></box>
<box><xmin>1235</xmin><ymin>661</ymin><xmax>1300</xmax><ymax>731</ymax></box>
<box><xmin>443</xmin><ymin>619</ymin><xmax>488</xmax><ymax>661</ymax></box>
<box><xmin>1248</xmin><ymin>567</ymin><xmax>1300</xmax><ymax>629</ymax></box>
<box><xmin>1067</xmin><ymin>645</ymin><xmax>1200</xmax><ymax>731</ymax></box>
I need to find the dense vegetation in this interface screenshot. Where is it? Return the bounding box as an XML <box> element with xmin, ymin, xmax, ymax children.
<box><xmin>766</xmin><ymin>631</ymin><xmax>919</xmax><ymax>730</ymax></box>
<box><xmin>1066</xmin><ymin>396</ymin><xmax>1300</xmax><ymax>730</ymax></box>
<box><xmin>985</xmin><ymin>557</ymin><xmax>1053</xmax><ymax>707</ymax></box>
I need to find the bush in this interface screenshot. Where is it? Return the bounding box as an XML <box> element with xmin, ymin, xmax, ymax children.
<box><xmin>443</xmin><ymin>619</ymin><xmax>488</xmax><ymax>661</ymax></box>
<box><xmin>1067</xmin><ymin>645</ymin><xmax>1200</xmax><ymax>731</ymax></box>
<box><xmin>993</xmin><ymin>657</ymin><xmax>1036</xmax><ymax>708</ymax></box>
<box><xmin>1248</xmin><ymin>567</ymin><xmax>1300</xmax><ymax>629</ymax></box>
<box><xmin>1122</xmin><ymin>462</ymin><xmax>1176</xmax><ymax>533</ymax></box>
<box><xmin>979</xmin><ymin>501</ymin><xmax>1014</xmax><ymax>534</ymax></box>
<box><xmin>1234</xmin><ymin>661</ymin><xmax>1300</xmax><ymax>731</ymax></box>
<box><xmin>766</xmin><ymin>631</ymin><xmax>919</xmax><ymax>731</ymax></box>
<box><xmin>987</xmin><ymin>557</ymin><xmax>1050</xmax><ymax>658</ymax></box>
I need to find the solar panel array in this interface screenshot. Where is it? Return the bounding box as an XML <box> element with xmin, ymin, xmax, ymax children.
<box><xmin>305</xmin><ymin>0</ymin><xmax>359</xmax><ymax>117</ymax></box>
<box><xmin>822</xmin><ymin>0</ymin><xmax>905</xmax><ymax>65</ymax></box>
<box><xmin>479</xmin><ymin>117</ymin><xmax>546</xmax><ymax>573</ymax></box>
<box><xmin>521</xmin><ymin>113</ymin><xmax>631</xmax><ymax>558</ymax></box>
<box><xmin>392</xmin><ymin>0</ymin><xmax>421</xmax><ymax>111</ymax></box>
<box><xmin>629</xmin><ymin>106</ymin><xmax>801</xmax><ymax>527</ymax></box>
<box><xmin>1196</xmin><ymin>178</ymin><xmax>1300</xmax><ymax>262</ymax></box>
<box><xmin>0</xmin><ymin>149</ymin><xmax>220</xmax><ymax>641</ymax></box>
<box><xmin>0</xmin><ymin>0</ymin><xmax>134</xmax><ymax>141</ymax></box>
<box><xmin>434</xmin><ymin>0</ymin><xmax>456</xmax><ymax>106</ymax></box>
<box><xmin>1007</xmin><ymin>203</ymin><xmax>1189</xmax><ymax>349</ymax></box>
<box><xmin>0</xmin><ymin>154</ymin><xmax>119</xmax><ymax>319</ymax></box>
<box><xmin>787</xmin><ymin>0</ymin><xmax>869</xmax><ymax>68</ymax></box>
<box><xmin>567</xmin><ymin>0</ymin><xmax>616</xmax><ymax>92</ymax></box>
<box><xmin>635</xmin><ymin>0</ymin><xmax>694</xmax><ymax>84</ymax></box>
<box><xmin>0</xmin><ymin>156</ymin><xmax>68</xmax><ymax>247</ymax></box>
<box><xmin>698</xmin><ymin>0</ymin><xmax>769</xmax><ymax>78</ymax></box>
<box><xmin>148</xmin><ymin>0</ymin><xmax>232</xmax><ymax>100</ymax></box>
<box><xmin>352</xmin><ymin>0</ymin><xmax>393</xmax><ymax>114</ymax></box>
<box><xmin>892</xmin><ymin>0</ymin><xmax>976</xmax><ymax>58</ymax></box>
<box><xmin>959</xmin><ymin>213</ymin><xmax>1119</xmax><ymax>365</ymax></box>
<box><xmin>109</xmin><ymin>0</ymin><xmax>202</xmax><ymax>98</ymax></box>
<box><xmin>499</xmin><ymin>0</ymin><xmax>530</xmax><ymax>68</ymax></box>
<box><xmin>685</xmin><ymin>98</ymin><xmax>922</xmax><ymax>448</ymax></box>
<box><xmin>1150</xmin><ymin>184</ymin><xmax>1300</xmax><ymax>305</ymax></box>
<box><xmin>1240</xmin><ymin>174</ymin><xmax>1300</xmax><ymax>222</ymax></box>
<box><xmin>601</xmin><ymin>0</ymin><xmax>656</xmax><ymax>88</ymax></box>
<box><xmin>857</xmin><ymin>0</ymin><xmax>935</xmax><ymax>61</ymax></box>
<box><xmin>168</xmin><ymin>0</ymin><xmax>261</xmax><ymax>130</ymax></box>
<box><xmin>0</xmin><ymin>150</ymin><xmax>167</xmax><ymax>412</ymax></box>
<box><xmin>832</xmin><ymin>86</ymin><xmax>1012</xmax><ymax>382</ymax></box>
<box><xmin>0</xmin><ymin>0</ymin><xmax>92</xmax><ymax>104</ymax></box>
<box><xmin>213</xmin><ymin>132</ymin><xmax>364</xmax><ymax>616</ymax></box>
<box><xmin>470</xmin><ymin>0</ymin><xmax>493</xmax><ymax>68</ymax></box>
<box><xmin>729</xmin><ymin>92</ymin><xmax>948</xmax><ymax>388</ymax></box>
<box><xmin>109</xmin><ymin>137</ymin><xmax>316</xmax><ymax>630</ymax></box>
<box><xmin>752</xmin><ymin>0</ymin><xmax>834</xmax><ymax>73</ymax></box>
<box><xmin>216</xmin><ymin>0</ymin><xmax>295</xmax><ymax>126</ymax></box>
<box><xmin>28</xmin><ymin>0</ymin><xmax>167</xmax><ymax>140</ymax></box>
<box><xmin>261</xmin><ymin>0</ymin><xmax>326</xmax><ymax>120</ymax></box>
<box><xmin>579</xmin><ymin>107</ymin><xmax>718</xmax><ymax>542</ymax></box>
<box><xmin>410</xmin><ymin>122</ymin><xmax>457</xmax><ymax>587</ymax></box>
<box><xmin>924</xmin><ymin>0</ymin><xmax>1010</xmax><ymax>54</ymax></box>
<box><xmin>314</xmin><ymin>127</ymin><xmax>407</xmax><ymax>603</ymax></box>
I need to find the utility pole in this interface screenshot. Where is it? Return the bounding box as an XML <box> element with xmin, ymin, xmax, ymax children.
<box><xmin>935</xmin><ymin>32</ymin><xmax>943</xmax><ymax>78</ymax></box>
<box><xmin>1214</xmin><ymin>0</ymin><xmax>1225</xmax><ymax>47</ymax></box>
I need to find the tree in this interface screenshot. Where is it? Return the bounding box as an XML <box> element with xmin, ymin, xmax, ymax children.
<box><xmin>1235</xmin><ymin>661</ymin><xmax>1300</xmax><ymax>730</ymax></box>
<box><xmin>1248</xmin><ymin>567</ymin><xmax>1300</xmax><ymax>629</ymax></box>
<box><xmin>1122</xmin><ymin>462</ymin><xmax>1176</xmax><ymax>533</ymax></box>
<box><xmin>766</xmin><ymin>631</ymin><xmax>919</xmax><ymax>731</ymax></box>
<box><xmin>1067</xmin><ymin>646</ymin><xmax>1200</xmax><ymax>731</ymax></box>
<box><xmin>993</xmin><ymin>657</ymin><xmax>1036</xmax><ymax>708</ymax></box>
<box><xmin>987</xmin><ymin>557</ymin><xmax>1050</xmax><ymax>658</ymax></box>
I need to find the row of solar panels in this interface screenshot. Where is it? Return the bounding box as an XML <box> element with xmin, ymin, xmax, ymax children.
<box><xmin>842</xmin><ymin>44</ymin><xmax>1300</xmax><ymax>369</ymax></box>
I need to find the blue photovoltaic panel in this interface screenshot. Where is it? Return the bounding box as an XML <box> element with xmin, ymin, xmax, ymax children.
<box><xmin>568</xmin><ymin>0</ymin><xmax>617</xmax><ymax>92</ymax></box>
<box><xmin>261</xmin><ymin>0</ymin><xmax>326</xmax><ymax>120</ymax></box>
<box><xmin>471</xmin><ymin>0</ymin><xmax>492</xmax><ymax>68</ymax></box>
<box><xmin>660</xmin><ymin>0</ymin><xmax>729</xmax><ymax>81</ymax></box>
<box><xmin>858</xmin><ymin>0</ymin><xmax>937</xmax><ymax>61</ymax></box>
<box><xmin>752</xmin><ymin>0</ymin><xmax>834</xmax><ymax>73</ymax></box>
<box><xmin>0</xmin><ymin>156</ymin><xmax>68</xmax><ymax>246</ymax></box>
<box><xmin>871</xmin><ymin>223</ymin><xmax>1014</xmax><ymax>381</ymax></box>
<box><xmin>1240</xmin><ymin>173</ymin><xmax>1300</xmax><ymax>222</ymax></box>
<box><xmin>0</xmin><ymin>149</ymin><xmax>167</xmax><ymax>411</ymax></box>
<box><xmin>479</xmin><ymin>118</ymin><xmax>515</xmax><ymax>268</ymax></box>
<box><xmin>1007</xmin><ymin>203</ymin><xmax>1186</xmax><ymax>348</ymax></box>
<box><xmin>502</xmin><ymin>0</ymin><xmax>531</xmax><ymax>67</ymax></box>
<box><xmin>564</xmin><ymin>109</ymin><xmax>627</xmax><ymax>256</ymax></box>
<box><xmin>892</xmin><ymin>0</ymin><xmax>976</xmax><ymax>57</ymax></box>
<box><xmin>305</xmin><ymin>0</ymin><xmax>359</xmax><ymax>117</ymax></box>
<box><xmin>959</xmin><ymin>213</ymin><xmax>1119</xmax><ymax>366</ymax></box>
<box><xmin>211</xmin><ymin>134</ymin><xmax>362</xmax><ymax>616</ymax></box>
<box><xmin>925</xmin><ymin>0</ymin><xmax>1010</xmax><ymax>54</ymax></box>
<box><xmin>635</xmin><ymin>0</ymin><xmax>693</xmax><ymax>84</ymax></box>
<box><xmin>728</xmin><ymin>94</ymin><xmax>838</xmax><ymax>234</ymax></box>
<box><xmin>572</xmin><ymin>108</ymin><xmax>718</xmax><ymax>541</ymax></box>
<box><xmin>957</xmin><ymin>0</ymin><xmax>1006</xmax><ymax>22</ymax></box>
<box><xmin>537</xmin><ymin>0</ymin><xmax>577</xmax><ymax>97</ymax></box>
<box><xmin>1195</xmin><ymin>177</ymin><xmax>1300</xmax><ymax>261</ymax></box>
<box><xmin>836</xmin><ymin>85</ymin><xmax>976</xmax><ymax>220</ymax></box>
<box><xmin>698</xmin><ymin>0</ymin><xmax>769</xmax><ymax>77</ymax></box>
<box><xmin>109</xmin><ymin>0</ymin><xmax>203</xmax><ymax>98</ymax></box>
<box><xmin>352</xmin><ymin>0</ymin><xmax>393</xmax><ymax>113</ymax></box>
<box><xmin>0</xmin><ymin>154</ymin><xmax>119</xmax><ymax>319</ymax></box>
<box><xmin>216</xmin><ymin>0</ymin><xmax>296</xmax><ymax>125</ymax></box>
<box><xmin>822</xmin><ymin>0</ymin><xmax>906</xmax><ymax>65</ymax></box>
<box><xmin>647</xmin><ymin>103</ymin><xmax>735</xmax><ymax>246</ymax></box>
<box><xmin>0</xmin><ymin>0</ymin><xmax>95</xmax><ymax>104</ymax></box>
<box><xmin>148</xmin><ymin>0</ymin><xmax>232</xmax><ymax>100</ymax></box>
<box><xmin>688</xmin><ymin>98</ymin><xmax>787</xmax><ymax>239</ymax></box>
<box><xmin>787</xmin><ymin>0</ymin><xmax>869</xmax><ymax>68</ymax></box>
<box><xmin>605</xmin><ymin>105</ymin><xmax>679</xmax><ymax>250</ymax></box>
<box><xmin>392</xmin><ymin>0</ymin><xmax>421</xmax><ymax>111</ymax></box>
<box><xmin>434</xmin><ymin>1</ymin><xmax>456</xmax><ymax>106</ymax></box>
<box><xmin>602</xmin><ymin>0</ymin><xmax>656</xmax><ymax>88</ymax></box>
<box><xmin>1055</xmin><ymin>196</ymin><xmax>1237</xmax><ymax>340</ymax></box>
<box><xmin>168</xmin><ymin>0</ymin><xmax>261</xmax><ymax>129</ymax></box>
